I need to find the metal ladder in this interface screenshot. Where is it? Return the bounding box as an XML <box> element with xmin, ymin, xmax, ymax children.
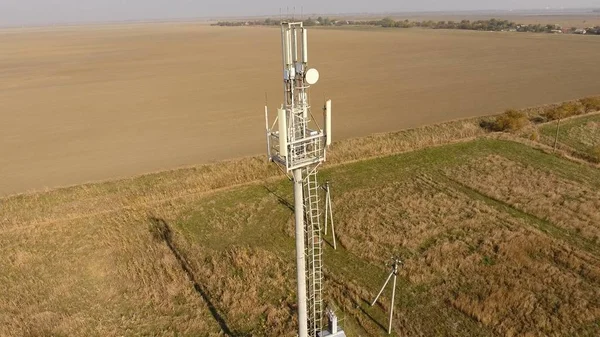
<box><xmin>303</xmin><ymin>167</ymin><xmax>324</xmax><ymax>337</ymax></box>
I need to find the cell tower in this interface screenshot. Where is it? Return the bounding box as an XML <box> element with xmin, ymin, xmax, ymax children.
<box><xmin>264</xmin><ymin>21</ymin><xmax>344</xmax><ymax>337</ymax></box>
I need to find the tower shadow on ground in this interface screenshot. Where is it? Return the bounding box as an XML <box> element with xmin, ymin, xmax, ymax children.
<box><xmin>148</xmin><ymin>216</ymin><xmax>245</xmax><ymax>336</ymax></box>
<box><xmin>360</xmin><ymin>298</ymin><xmax>388</xmax><ymax>333</ymax></box>
<box><xmin>263</xmin><ymin>185</ymin><xmax>295</xmax><ymax>212</ymax></box>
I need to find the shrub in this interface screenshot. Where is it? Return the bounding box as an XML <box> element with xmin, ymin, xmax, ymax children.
<box><xmin>545</xmin><ymin>102</ymin><xmax>581</xmax><ymax>121</ymax></box>
<box><xmin>493</xmin><ymin>109</ymin><xmax>528</xmax><ymax>132</ymax></box>
<box><xmin>530</xmin><ymin>115</ymin><xmax>547</xmax><ymax>124</ymax></box>
<box><xmin>479</xmin><ymin>118</ymin><xmax>496</xmax><ymax>131</ymax></box>
<box><xmin>580</xmin><ymin>97</ymin><xmax>600</xmax><ymax>113</ymax></box>
<box><xmin>545</xmin><ymin>107</ymin><xmax>562</xmax><ymax>121</ymax></box>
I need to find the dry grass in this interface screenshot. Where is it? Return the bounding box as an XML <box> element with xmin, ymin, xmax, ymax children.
<box><xmin>529</xmin><ymin>112</ymin><xmax>600</xmax><ymax>164</ymax></box>
<box><xmin>0</xmin><ymin>156</ymin><xmax>280</xmax><ymax>229</ymax></box>
<box><xmin>182</xmin><ymin>245</ymin><xmax>297</xmax><ymax>336</ymax></box>
<box><xmin>447</xmin><ymin>155</ymin><xmax>600</xmax><ymax>244</ymax></box>
<box><xmin>0</xmin><ymin>115</ymin><xmax>486</xmax><ymax>336</ymax></box>
<box><xmin>554</xmin><ymin>113</ymin><xmax>600</xmax><ymax>162</ymax></box>
<box><xmin>333</xmin><ymin>175</ymin><xmax>600</xmax><ymax>336</ymax></box>
<box><xmin>508</xmin><ymin>97</ymin><xmax>600</xmax><ymax>122</ymax></box>
<box><xmin>2</xmin><ymin>123</ymin><xmax>600</xmax><ymax>335</ymax></box>
<box><xmin>0</xmin><ymin>117</ymin><xmax>483</xmax><ymax>230</ymax></box>
<box><xmin>0</xmin><ymin>210</ymin><xmax>222</xmax><ymax>336</ymax></box>
<box><xmin>327</xmin><ymin>119</ymin><xmax>484</xmax><ymax>164</ymax></box>
<box><xmin>566</xmin><ymin>120</ymin><xmax>600</xmax><ymax>149</ymax></box>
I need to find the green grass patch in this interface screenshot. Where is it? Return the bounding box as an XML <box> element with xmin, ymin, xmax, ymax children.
<box><xmin>171</xmin><ymin>138</ymin><xmax>600</xmax><ymax>336</ymax></box>
<box><xmin>540</xmin><ymin>113</ymin><xmax>600</xmax><ymax>162</ymax></box>
<box><xmin>4</xmin><ymin>138</ymin><xmax>600</xmax><ymax>336</ymax></box>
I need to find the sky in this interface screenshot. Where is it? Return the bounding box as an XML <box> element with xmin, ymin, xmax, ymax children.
<box><xmin>0</xmin><ymin>0</ymin><xmax>598</xmax><ymax>26</ymax></box>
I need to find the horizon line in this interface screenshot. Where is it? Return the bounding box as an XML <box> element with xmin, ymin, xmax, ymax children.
<box><xmin>0</xmin><ymin>7</ymin><xmax>598</xmax><ymax>30</ymax></box>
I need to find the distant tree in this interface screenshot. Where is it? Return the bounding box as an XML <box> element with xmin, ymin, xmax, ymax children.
<box><xmin>303</xmin><ymin>17</ymin><xmax>316</xmax><ymax>26</ymax></box>
<box><xmin>397</xmin><ymin>19</ymin><xmax>412</xmax><ymax>28</ymax></box>
<box><xmin>459</xmin><ymin>20</ymin><xmax>472</xmax><ymax>30</ymax></box>
<box><xmin>435</xmin><ymin>21</ymin><xmax>447</xmax><ymax>29</ymax></box>
<box><xmin>207</xmin><ymin>16</ymin><xmax>597</xmax><ymax>34</ymax></box>
<box><xmin>421</xmin><ymin>20</ymin><xmax>435</xmax><ymax>28</ymax></box>
<box><xmin>380</xmin><ymin>17</ymin><xmax>396</xmax><ymax>28</ymax></box>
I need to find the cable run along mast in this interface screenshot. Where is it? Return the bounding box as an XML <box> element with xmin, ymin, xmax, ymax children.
<box><xmin>264</xmin><ymin>21</ymin><xmax>344</xmax><ymax>337</ymax></box>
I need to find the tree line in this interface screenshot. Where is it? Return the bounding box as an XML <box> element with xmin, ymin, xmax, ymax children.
<box><xmin>213</xmin><ymin>17</ymin><xmax>600</xmax><ymax>35</ymax></box>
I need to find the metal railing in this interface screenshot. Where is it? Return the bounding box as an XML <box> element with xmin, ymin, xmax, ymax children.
<box><xmin>269</xmin><ymin>130</ymin><xmax>326</xmax><ymax>172</ymax></box>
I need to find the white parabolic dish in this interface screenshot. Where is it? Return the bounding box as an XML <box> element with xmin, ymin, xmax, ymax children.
<box><xmin>305</xmin><ymin>68</ymin><xmax>320</xmax><ymax>85</ymax></box>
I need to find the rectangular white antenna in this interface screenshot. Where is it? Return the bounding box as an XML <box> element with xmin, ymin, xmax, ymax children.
<box><xmin>281</xmin><ymin>29</ymin><xmax>287</xmax><ymax>68</ymax></box>
<box><xmin>278</xmin><ymin>108</ymin><xmax>288</xmax><ymax>157</ymax></box>
<box><xmin>286</xmin><ymin>30</ymin><xmax>293</xmax><ymax>66</ymax></box>
<box><xmin>325</xmin><ymin>100</ymin><xmax>332</xmax><ymax>146</ymax></box>
<box><xmin>292</xmin><ymin>29</ymin><xmax>298</xmax><ymax>63</ymax></box>
<box><xmin>265</xmin><ymin>106</ymin><xmax>271</xmax><ymax>160</ymax></box>
<box><xmin>302</xmin><ymin>29</ymin><xmax>308</xmax><ymax>63</ymax></box>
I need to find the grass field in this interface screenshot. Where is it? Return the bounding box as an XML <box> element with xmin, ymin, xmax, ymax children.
<box><xmin>2</xmin><ymin>24</ymin><xmax>600</xmax><ymax>195</ymax></box>
<box><xmin>2</xmin><ymin>134</ymin><xmax>600</xmax><ymax>336</ymax></box>
<box><xmin>539</xmin><ymin>113</ymin><xmax>600</xmax><ymax>162</ymax></box>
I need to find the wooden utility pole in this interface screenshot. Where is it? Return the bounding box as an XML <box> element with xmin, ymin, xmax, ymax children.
<box><xmin>553</xmin><ymin>118</ymin><xmax>561</xmax><ymax>152</ymax></box>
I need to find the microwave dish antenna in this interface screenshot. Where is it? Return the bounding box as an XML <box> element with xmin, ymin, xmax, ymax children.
<box><xmin>305</xmin><ymin>68</ymin><xmax>320</xmax><ymax>85</ymax></box>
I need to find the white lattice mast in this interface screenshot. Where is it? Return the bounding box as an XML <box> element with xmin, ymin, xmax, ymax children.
<box><xmin>264</xmin><ymin>21</ymin><xmax>339</xmax><ymax>337</ymax></box>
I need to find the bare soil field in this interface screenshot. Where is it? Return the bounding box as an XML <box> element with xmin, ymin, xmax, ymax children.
<box><xmin>2</xmin><ymin>24</ymin><xmax>600</xmax><ymax>196</ymax></box>
<box><xmin>2</xmin><ymin>134</ymin><xmax>600</xmax><ymax>336</ymax></box>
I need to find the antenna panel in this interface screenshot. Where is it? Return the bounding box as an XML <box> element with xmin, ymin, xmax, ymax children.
<box><xmin>302</xmin><ymin>29</ymin><xmax>308</xmax><ymax>63</ymax></box>
<box><xmin>325</xmin><ymin>100</ymin><xmax>332</xmax><ymax>146</ymax></box>
<box><xmin>278</xmin><ymin>108</ymin><xmax>288</xmax><ymax>157</ymax></box>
